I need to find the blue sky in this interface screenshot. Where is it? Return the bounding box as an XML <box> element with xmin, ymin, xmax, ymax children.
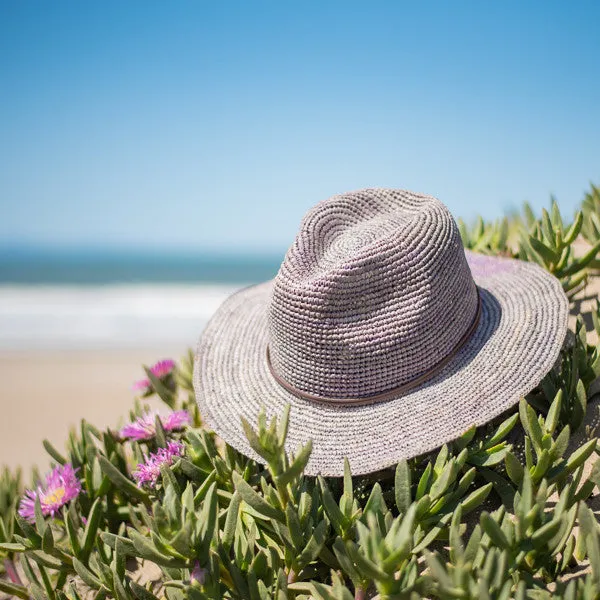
<box><xmin>1</xmin><ymin>1</ymin><xmax>599</xmax><ymax>253</ymax></box>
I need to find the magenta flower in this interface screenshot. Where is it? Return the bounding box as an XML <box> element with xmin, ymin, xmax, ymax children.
<box><xmin>191</xmin><ymin>561</ymin><xmax>207</xmax><ymax>585</ymax></box>
<box><xmin>119</xmin><ymin>410</ymin><xmax>191</xmax><ymax>441</ymax></box>
<box><xmin>19</xmin><ymin>464</ymin><xmax>82</xmax><ymax>523</ymax></box>
<box><xmin>132</xmin><ymin>359</ymin><xmax>176</xmax><ymax>394</ymax></box>
<box><xmin>132</xmin><ymin>441</ymin><xmax>184</xmax><ymax>487</ymax></box>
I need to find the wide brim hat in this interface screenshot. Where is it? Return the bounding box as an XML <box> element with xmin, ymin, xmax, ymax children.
<box><xmin>193</xmin><ymin>189</ymin><xmax>569</xmax><ymax>476</ymax></box>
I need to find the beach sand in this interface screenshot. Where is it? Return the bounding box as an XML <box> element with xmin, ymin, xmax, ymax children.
<box><xmin>0</xmin><ymin>346</ymin><xmax>188</xmax><ymax>474</ymax></box>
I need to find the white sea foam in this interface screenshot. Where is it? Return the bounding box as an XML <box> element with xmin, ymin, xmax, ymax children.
<box><xmin>0</xmin><ymin>284</ymin><xmax>244</xmax><ymax>350</ymax></box>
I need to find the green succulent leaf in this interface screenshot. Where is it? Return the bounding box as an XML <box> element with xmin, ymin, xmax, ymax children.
<box><xmin>42</xmin><ymin>440</ymin><xmax>67</xmax><ymax>465</ymax></box>
<box><xmin>276</xmin><ymin>440</ymin><xmax>312</xmax><ymax>486</ymax></box>
<box><xmin>232</xmin><ymin>471</ymin><xmax>284</xmax><ymax>521</ymax></box>
<box><xmin>480</xmin><ymin>512</ymin><xmax>510</xmax><ymax>550</ymax></box>
<box><xmin>129</xmin><ymin>581</ymin><xmax>161</xmax><ymax>600</ymax></box>
<box><xmin>73</xmin><ymin>558</ymin><xmax>103</xmax><ymax>590</ymax></box>
<box><xmin>0</xmin><ymin>580</ymin><xmax>30</xmax><ymax>599</ymax></box>
<box><xmin>296</xmin><ymin>518</ymin><xmax>328</xmax><ymax>570</ymax></box>
<box><xmin>98</xmin><ymin>455</ymin><xmax>150</xmax><ymax>504</ymax></box>
<box><xmin>394</xmin><ymin>460</ymin><xmax>412</xmax><ymax>514</ymax></box>
<box><xmin>529</xmin><ymin>235</ymin><xmax>559</xmax><ymax>263</ymax></box>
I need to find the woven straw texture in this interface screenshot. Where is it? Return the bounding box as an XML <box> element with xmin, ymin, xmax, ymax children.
<box><xmin>194</xmin><ymin>189</ymin><xmax>569</xmax><ymax>476</ymax></box>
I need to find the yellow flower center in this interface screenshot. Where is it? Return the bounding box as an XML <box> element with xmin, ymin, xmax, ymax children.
<box><xmin>45</xmin><ymin>487</ymin><xmax>66</xmax><ymax>505</ymax></box>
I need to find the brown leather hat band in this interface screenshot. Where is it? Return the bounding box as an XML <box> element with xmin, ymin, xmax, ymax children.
<box><xmin>265</xmin><ymin>288</ymin><xmax>482</xmax><ymax>406</ymax></box>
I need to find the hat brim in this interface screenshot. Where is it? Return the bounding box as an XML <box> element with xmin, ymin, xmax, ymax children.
<box><xmin>193</xmin><ymin>251</ymin><xmax>569</xmax><ymax>476</ymax></box>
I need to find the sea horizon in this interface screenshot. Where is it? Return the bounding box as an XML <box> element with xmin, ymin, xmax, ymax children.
<box><xmin>0</xmin><ymin>246</ymin><xmax>280</xmax><ymax>350</ymax></box>
<box><xmin>0</xmin><ymin>244</ymin><xmax>283</xmax><ymax>285</ymax></box>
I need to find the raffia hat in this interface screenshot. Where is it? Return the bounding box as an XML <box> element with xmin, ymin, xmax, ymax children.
<box><xmin>193</xmin><ymin>189</ymin><xmax>569</xmax><ymax>476</ymax></box>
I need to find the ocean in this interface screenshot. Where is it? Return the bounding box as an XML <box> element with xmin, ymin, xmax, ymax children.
<box><xmin>0</xmin><ymin>248</ymin><xmax>282</xmax><ymax>350</ymax></box>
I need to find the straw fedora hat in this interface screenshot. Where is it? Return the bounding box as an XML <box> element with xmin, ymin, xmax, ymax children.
<box><xmin>193</xmin><ymin>189</ymin><xmax>569</xmax><ymax>476</ymax></box>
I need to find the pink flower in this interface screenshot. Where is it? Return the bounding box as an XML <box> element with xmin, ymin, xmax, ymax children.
<box><xmin>119</xmin><ymin>410</ymin><xmax>191</xmax><ymax>441</ymax></box>
<box><xmin>132</xmin><ymin>441</ymin><xmax>184</xmax><ymax>487</ymax></box>
<box><xmin>132</xmin><ymin>359</ymin><xmax>176</xmax><ymax>394</ymax></box>
<box><xmin>191</xmin><ymin>561</ymin><xmax>207</xmax><ymax>585</ymax></box>
<box><xmin>19</xmin><ymin>464</ymin><xmax>82</xmax><ymax>523</ymax></box>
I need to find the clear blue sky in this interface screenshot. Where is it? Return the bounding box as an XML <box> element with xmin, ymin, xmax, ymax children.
<box><xmin>1</xmin><ymin>1</ymin><xmax>599</xmax><ymax>253</ymax></box>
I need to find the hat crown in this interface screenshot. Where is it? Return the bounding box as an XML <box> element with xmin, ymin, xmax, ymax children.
<box><xmin>267</xmin><ymin>188</ymin><xmax>479</xmax><ymax>400</ymax></box>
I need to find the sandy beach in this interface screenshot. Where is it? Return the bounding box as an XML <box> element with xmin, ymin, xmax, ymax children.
<box><xmin>0</xmin><ymin>346</ymin><xmax>188</xmax><ymax>474</ymax></box>
<box><xmin>0</xmin><ymin>283</ymin><xmax>237</xmax><ymax>475</ymax></box>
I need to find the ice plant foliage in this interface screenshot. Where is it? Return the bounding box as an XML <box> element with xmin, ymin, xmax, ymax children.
<box><xmin>132</xmin><ymin>358</ymin><xmax>176</xmax><ymax>393</ymax></box>
<box><xmin>132</xmin><ymin>440</ymin><xmax>184</xmax><ymax>487</ymax></box>
<box><xmin>119</xmin><ymin>409</ymin><xmax>190</xmax><ymax>441</ymax></box>
<box><xmin>18</xmin><ymin>464</ymin><xmax>81</xmax><ymax>522</ymax></box>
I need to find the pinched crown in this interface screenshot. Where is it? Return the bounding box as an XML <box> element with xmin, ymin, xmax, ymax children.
<box><xmin>267</xmin><ymin>189</ymin><xmax>479</xmax><ymax>401</ymax></box>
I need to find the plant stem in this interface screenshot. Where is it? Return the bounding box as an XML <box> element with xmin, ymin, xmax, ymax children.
<box><xmin>355</xmin><ymin>587</ymin><xmax>366</xmax><ymax>600</ymax></box>
<box><xmin>4</xmin><ymin>558</ymin><xmax>23</xmax><ymax>585</ymax></box>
